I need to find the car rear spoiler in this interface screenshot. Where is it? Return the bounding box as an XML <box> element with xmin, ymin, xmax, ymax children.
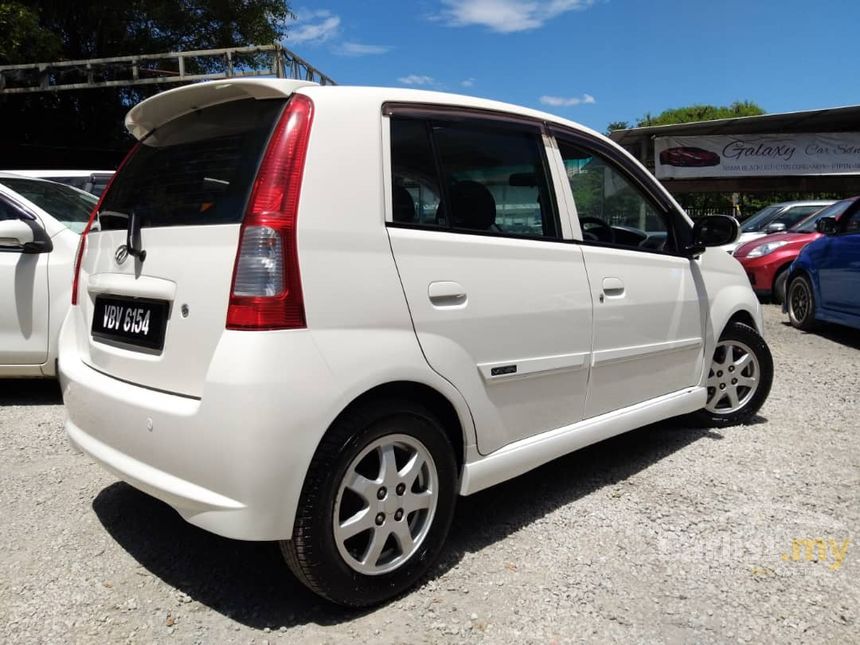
<box><xmin>125</xmin><ymin>78</ymin><xmax>317</xmax><ymax>140</ymax></box>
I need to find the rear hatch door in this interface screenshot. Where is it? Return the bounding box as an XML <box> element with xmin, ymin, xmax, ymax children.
<box><xmin>74</xmin><ymin>82</ymin><xmax>304</xmax><ymax>397</ymax></box>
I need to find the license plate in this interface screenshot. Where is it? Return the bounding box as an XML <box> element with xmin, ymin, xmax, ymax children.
<box><xmin>92</xmin><ymin>296</ymin><xmax>169</xmax><ymax>350</ymax></box>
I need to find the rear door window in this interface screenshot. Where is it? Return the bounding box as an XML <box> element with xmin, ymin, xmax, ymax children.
<box><xmin>98</xmin><ymin>98</ymin><xmax>286</xmax><ymax>230</ymax></box>
<box><xmin>390</xmin><ymin>115</ymin><xmax>560</xmax><ymax>240</ymax></box>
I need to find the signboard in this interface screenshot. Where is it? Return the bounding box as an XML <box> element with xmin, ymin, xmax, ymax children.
<box><xmin>654</xmin><ymin>133</ymin><xmax>860</xmax><ymax>179</ymax></box>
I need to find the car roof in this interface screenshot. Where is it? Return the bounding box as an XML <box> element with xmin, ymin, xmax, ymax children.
<box><xmin>5</xmin><ymin>170</ymin><xmax>114</xmax><ymax>177</ymax></box>
<box><xmin>125</xmin><ymin>78</ymin><xmax>609</xmax><ymax>144</ymax></box>
<box><xmin>771</xmin><ymin>200</ymin><xmax>835</xmax><ymax>207</ymax></box>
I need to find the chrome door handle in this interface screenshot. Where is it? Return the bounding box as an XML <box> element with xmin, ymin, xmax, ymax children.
<box><xmin>428</xmin><ymin>281</ymin><xmax>467</xmax><ymax>307</ymax></box>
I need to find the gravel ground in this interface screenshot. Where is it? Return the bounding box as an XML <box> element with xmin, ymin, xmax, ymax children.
<box><xmin>1</xmin><ymin>304</ymin><xmax>858</xmax><ymax>644</ymax></box>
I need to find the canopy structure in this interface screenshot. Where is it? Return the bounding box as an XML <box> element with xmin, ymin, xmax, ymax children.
<box><xmin>609</xmin><ymin>105</ymin><xmax>860</xmax><ymax>194</ymax></box>
<box><xmin>0</xmin><ymin>43</ymin><xmax>335</xmax><ymax>95</ymax></box>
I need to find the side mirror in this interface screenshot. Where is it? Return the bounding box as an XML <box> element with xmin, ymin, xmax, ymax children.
<box><xmin>687</xmin><ymin>214</ymin><xmax>739</xmax><ymax>257</ymax></box>
<box><xmin>765</xmin><ymin>222</ymin><xmax>787</xmax><ymax>234</ymax></box>
<box><xmin>816</xmin><ymin>216</ymin><xmax>839</xmax><ymax>235</ymax></box>
<box><xmin>0</xmin><ymin>219</ymin><xmax>53</xmax><ymax>253</ymax></box>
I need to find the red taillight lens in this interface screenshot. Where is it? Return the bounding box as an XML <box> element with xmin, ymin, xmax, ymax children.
<box><xmin>226</xmin><ymin>94</ymin><xmax>313</xmax><ymax>330</ymax></box>
<box><xmin>71</xmin><ymin>143</ymin><xmax>140</xmax><ymax>305</ymax></box>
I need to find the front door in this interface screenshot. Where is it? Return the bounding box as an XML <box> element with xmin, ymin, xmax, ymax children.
<box><xmin>385</xmin><ymin>113</ymin><xmax>593</xmax><ymax>455</ymax></box>
<box><xmin>554</xmin><ymin>136</ymin><xmax>704</xmax><ymax>419</ymax></box>
<box><xmin>818</xmin><ymin>206</ymin><xmax>860</xmax><ymax>317</ymax></box>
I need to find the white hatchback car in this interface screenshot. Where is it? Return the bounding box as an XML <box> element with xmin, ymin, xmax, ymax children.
<box><xmin>0</xmin><ymin>173</ymin><xmax>97</xmax><ymax>377</ymax></box>
<box><xmin>59</xmin><ymin>79</ymin><xmax>773</xmax><ymax>606</ymax></box>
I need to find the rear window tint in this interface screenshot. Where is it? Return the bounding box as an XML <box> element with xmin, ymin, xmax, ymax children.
<box><xmin>97</xmin><ymin>98</ymin><xmax>286</xmax><ymax>230</ymax></box>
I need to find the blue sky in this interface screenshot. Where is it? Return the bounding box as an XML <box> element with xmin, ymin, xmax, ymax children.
<box><xmin>282</xmin><ymin>0</ymin><xmax>860</xmax><ymax>132</ymax></box>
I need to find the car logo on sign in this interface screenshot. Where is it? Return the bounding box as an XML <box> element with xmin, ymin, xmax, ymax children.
<box><xmin>115</xmin><ymin>245</ymin><xmax>129</xmax><ymax>265</ymax></box>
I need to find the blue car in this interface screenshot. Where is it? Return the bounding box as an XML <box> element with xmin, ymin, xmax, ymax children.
<box><xmin>786</xmin><ymin>207</ymin><xmax>860</xmax><ymax>331</ymax></box>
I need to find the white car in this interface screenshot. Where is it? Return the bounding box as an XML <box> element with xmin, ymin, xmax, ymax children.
<box><xmin>59</xmin><ymin>79</ymin><xmax>773</xmax><ymax>606</ymax></box>
<box><xmin>6</xmin><ymin>170</ymin><xmax>115</xmax><ymax>196</ymax></box>
<box><xmin>0</xmin><ymin>173</ymin><xmax>97</xmax><ymax>377</ymax></box>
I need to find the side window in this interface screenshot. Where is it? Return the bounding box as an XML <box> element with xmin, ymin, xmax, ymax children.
<box><xmin>843</xmin><ymin>207</ymin><xmax>860</xmax><ymax>234</ymax></box>
<box><xmin>432</xmin><ymin>123</ymin><xmax>558</xmax><ymax>239</ymax></box>
<box><xmin>775</xmin><ymin>205</ymin><xmax>823</xmax><ymax>228</ymax></box>
<box><xmin>389</xmin><ymin>115</ymin><xmax>559</xmax><ymax>240</ymax></box>
<box><xmin>558</xmin><ymin>139</ymin><xmax>672</xmax><ymax>252</ymax></box>
<box><xmin>390</xmin><ymin>119</ymin><xmax>444</xmax><ymax>227</ymax></box>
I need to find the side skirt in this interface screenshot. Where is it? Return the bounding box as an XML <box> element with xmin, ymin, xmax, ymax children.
<box><xmin>459</xmin><ymin>386</ymin><xmax>706</xmax><ymax>495</ymax></box>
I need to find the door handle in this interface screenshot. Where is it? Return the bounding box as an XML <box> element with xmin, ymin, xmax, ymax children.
<box><xmin>602</xmin><ymin>277</ymin><xmax>625</xmax><ymax>297</ymax></box>
<box><xmin>428</xmin><ymin>281</ymin><xmax>467</xmax><ymax>307</ymax></box>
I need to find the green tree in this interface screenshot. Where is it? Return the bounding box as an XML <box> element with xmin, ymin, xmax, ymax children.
<box><xmin>605</xmin><ymin>120</ymin><xmax>629</xmax><ymax>135</ymax></box>
<box><xmin>0</xmin><ymin>1</ymin><xmax>295</xmax><ymax>167</ymax></box>
<box><xmin>604</xmin><ymin>101</ymin><xmax>767</xmax><ymax>218</ymax></box>
<box><xmin>636</xmin><ymin>101</ymin><xmax>765</xmax><ymax>127</ymax></box>
<box><xmin>0</xmin><ymin>2</ymin><xmax>61</xmax><ymax>64</ymax></box>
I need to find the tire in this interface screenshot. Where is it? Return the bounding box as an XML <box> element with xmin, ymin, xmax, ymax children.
<box><xmin>281</xmin><ymin>399</ymin><xmax>458</xmax><ymax>607</ymax></box>
<box><xmin>692</xmin><ymin>321</ymin><xmax>773</xmax><ymax>427</ymax></box>
<box><xmin>787</xmin><ymin>274</ymin><xmax>817</xmax><ymax>331</ymax></box>
<box><xmin>772</xmin><ymin>268</ymin><xmax>788</xmax><ymax>305</ymax></box>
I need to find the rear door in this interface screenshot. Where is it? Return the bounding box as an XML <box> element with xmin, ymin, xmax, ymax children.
<box><xmin>552</xmin><ymin>133</ymin><xmax>704</xmax><ymax>419</ymax></box>
<box><xmin>72</xmin><ymin>97</ymin><xmax>287</xmax><ymax>397</ymax></box>
<box><xmin>385</xmin><ymin>110</ymin><xmax>593</xmax><ymax>455</ymax></box>
<box><xmin>0</xmin><ymin>196</ymin><xmax>49</xmax><ymax>366</ymax></box>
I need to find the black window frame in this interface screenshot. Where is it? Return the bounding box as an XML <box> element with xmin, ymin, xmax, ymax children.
<box><xmin>385</xmin><ymin>104</ymin><xmax>563</xmax><ymax>243</ymax></box>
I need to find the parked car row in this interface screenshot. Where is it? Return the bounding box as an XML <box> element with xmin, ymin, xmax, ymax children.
<box><xmin>734</xmin><ymin>198</ymin><xmax>860</xmax><ymax>304</ymax></box>
<box><xmin>721</xmin><ymin>200</ymin><xmax>834</xmax><ymax>253</ymax></box>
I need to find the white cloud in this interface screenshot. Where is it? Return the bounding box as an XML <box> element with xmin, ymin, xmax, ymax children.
<box><xmin>437</xmin><ymin>0</ymin><xmax>596</xmax><ymax>33</ymax></box>
<box><xmin>398</xmin><ymin>74</ymin><xmax>436</xmax><ymax>86</ymax></box>
<box><xmin>335</xmin><ymin>42</ymin><xmax>392</xmax><ymax>56</ymax></box>
<box><xmin>287</xmin><ymin>13</ymin><xmax>341</xmax><ymax>45</ymax></box>
<box><xmin>460</xmin><ymin>78</ymin><xmax>476</xmax><ymax>88</ymax></box>
<box><xmin>539</xmin><ymin>93</ymin><xmax>596</xmax><ymax>107</ymax></box>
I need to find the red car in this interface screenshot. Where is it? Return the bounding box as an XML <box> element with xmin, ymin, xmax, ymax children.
<box><xmin>735</xmin><ymin>197</ymin><xmax>860</xmax><ymax>303</ymax></box>
<box><xmin>659</xmin><ymin>146</ymin><xmax>720</xmax><ymax>167</ymax></box>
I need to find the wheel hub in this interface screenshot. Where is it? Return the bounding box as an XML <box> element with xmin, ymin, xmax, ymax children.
<box><xmin>705</xmin><ymin>340</ymin><xmax>760</xmax><ymax>415</ymax></box>
<box><xmin>333</xmin><ymin>433</ymin><xmax>439</xmax><ymax>576</ymax></box>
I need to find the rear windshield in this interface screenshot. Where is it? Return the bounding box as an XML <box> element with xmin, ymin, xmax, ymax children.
<box><xmin>97</xmin><ymin>98</ymin><xmax>286</xmax><ymax>230</ymax></box>
<box><xmin>0</xmin><ymin>177</ymin><xmax>97</xmax><ymax>233</ymax></box>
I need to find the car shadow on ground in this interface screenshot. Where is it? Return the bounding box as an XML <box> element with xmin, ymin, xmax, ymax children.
<box><xmin>780</xmin><ymin>321</ymin><xmax>860</xmax><ymax>349</ymax></box>
<box><xmin>0</xmin><ymin>378</ymin><xmax>62</xmax><ymax>406</ymax></box>
<box><xmin>92</xmin><ymin>416</ymin><xmax>730</xmax><ymax>629</ymax></box>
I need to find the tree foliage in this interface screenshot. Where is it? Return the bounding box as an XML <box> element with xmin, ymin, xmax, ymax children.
<box><xmin>0</xmin><ymin>1</ymin><xmax>294</xmax><ymax>167</ymax></box>
<box><xmin>636</xmin><ymin>101</ymin><xmax>765</xmax><ymax>128</ymax></box>
<box><xmin>0</xmin><ymin>2</ymin><xmax>61</xmax><ymax>64</ymax></box>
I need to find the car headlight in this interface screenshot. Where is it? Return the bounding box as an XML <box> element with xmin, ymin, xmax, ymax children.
<box><xmin>746</xmin><ymin>240</ymin><xmax>789</xmax><ymax>258</ymax></box>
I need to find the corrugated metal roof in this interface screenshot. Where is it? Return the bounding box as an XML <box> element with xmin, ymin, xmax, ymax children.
<box><xmin>609</xmin><ymin>104</ymin><xmax>860</xmax><ymax>145</ymax></box>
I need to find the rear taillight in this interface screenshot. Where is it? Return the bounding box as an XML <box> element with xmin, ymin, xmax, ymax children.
<box><xmin>71</xmin><ymin>143</ymin><xmax>140</xmax><ymax>305</ymax></box>
<box><xmin>226</xmin><ymin>94</ymin><xmax>313</xmax><ymax>330</ymax></box>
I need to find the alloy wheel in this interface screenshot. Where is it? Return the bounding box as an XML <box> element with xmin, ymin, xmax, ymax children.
<box><xmin>333</xmin><ymin>433</ymin><xmax>439</xmax><ymax>575</ymax></box>
<box><xmin>705</xmin><ymin>340</ymin><xmax>760</xmax><ymax>414</ymax></box>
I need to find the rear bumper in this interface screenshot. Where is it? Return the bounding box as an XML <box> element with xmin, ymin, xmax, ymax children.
<box><xmin>58</xmin><ymin>318</ymin><xmax>337</xmax><ymax>541</ymax></box>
